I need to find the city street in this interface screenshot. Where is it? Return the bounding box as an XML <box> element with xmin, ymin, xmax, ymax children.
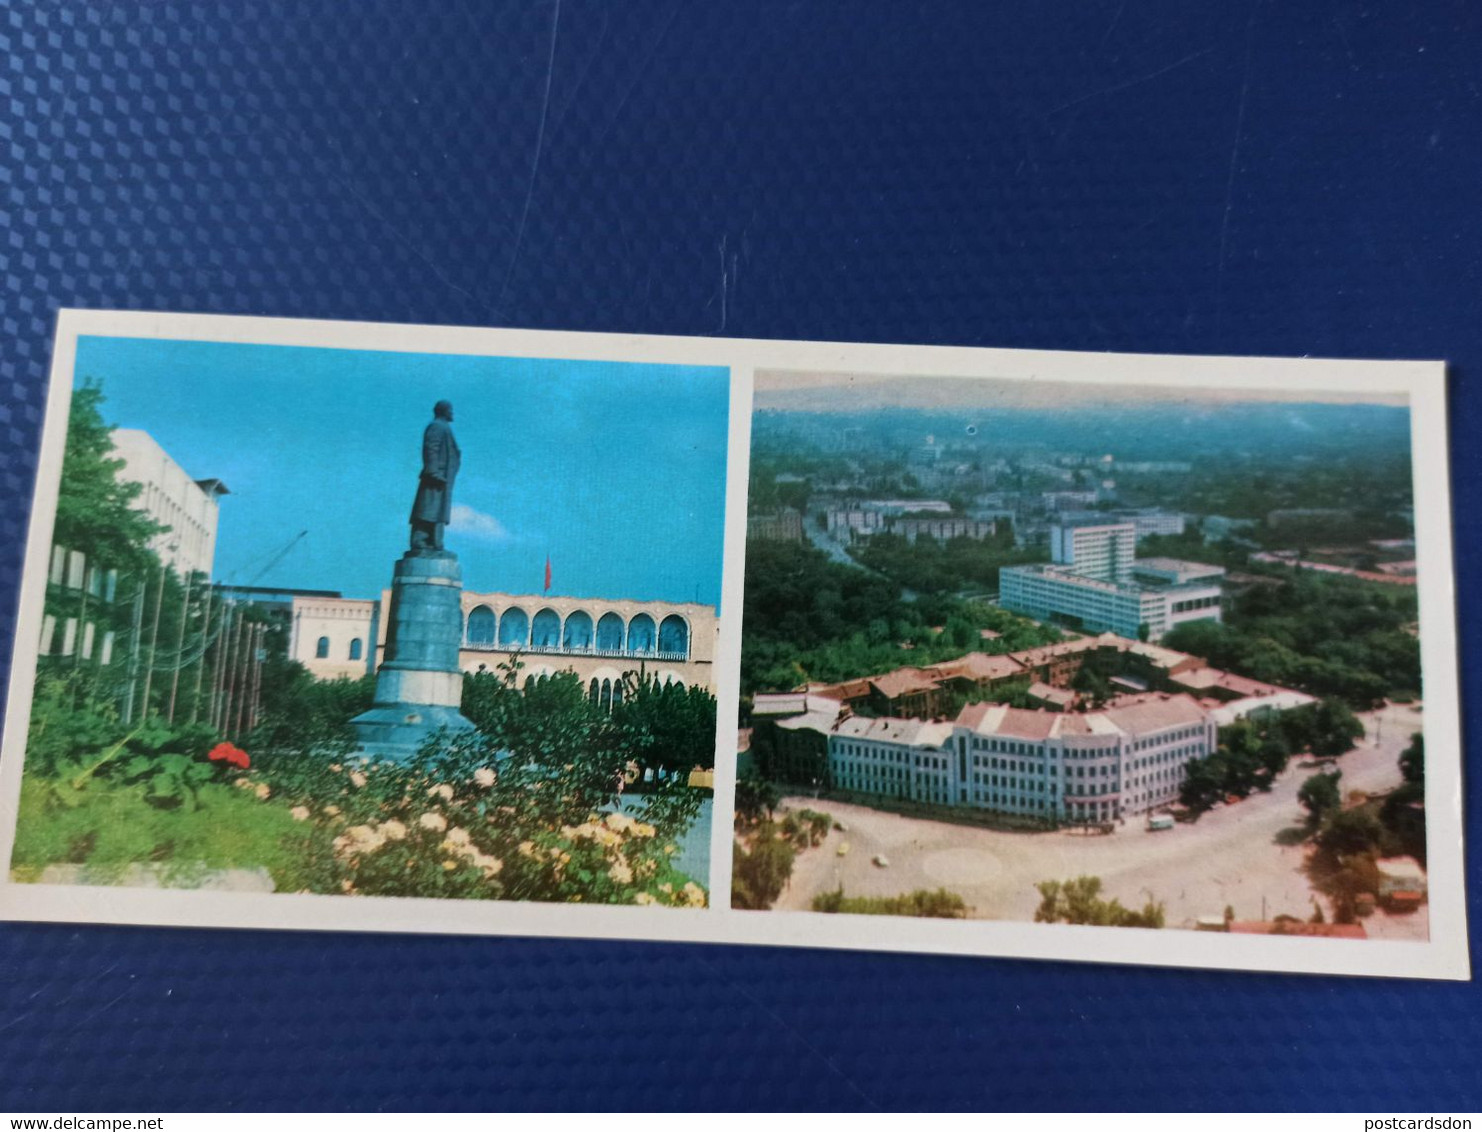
<box><xmin>774</xmin><ymin>702</ymin><xmax>1427</xmax><ymax>939</ymax></box>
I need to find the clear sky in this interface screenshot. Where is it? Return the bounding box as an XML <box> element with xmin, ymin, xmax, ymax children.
<box><xmin>75</xmin><ymin>336</ymin><xmax>731</xmax><ymax>608</ymax></box>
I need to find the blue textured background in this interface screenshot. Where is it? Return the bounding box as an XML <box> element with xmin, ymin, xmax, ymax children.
<box><xmin>1</xmin><ymin>0</ymin><xmax>1478</xmax><ymax>1112</ymax></box>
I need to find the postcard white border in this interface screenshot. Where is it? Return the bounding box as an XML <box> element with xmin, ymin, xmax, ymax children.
<box><xmin>0</xmin><ymin>308</ymin><xmax>1467</xmax><ymax>981</ymax></box>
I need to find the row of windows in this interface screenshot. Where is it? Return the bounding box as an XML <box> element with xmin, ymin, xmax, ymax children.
<box><xmin>1171</xmin><ymin>595</ymin><xmax>1221</xmax><ymax>614</ymax></box>
<box><xmin>464</xmin><ymin>606</ymin><xmax>689</xmax><ymax>656</ymax></box>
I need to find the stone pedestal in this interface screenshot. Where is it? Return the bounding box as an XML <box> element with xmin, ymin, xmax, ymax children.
<box><xmin>350</xmin><ymin>550</ymin><xmax>476</xmax><ymax>761</ymax></box>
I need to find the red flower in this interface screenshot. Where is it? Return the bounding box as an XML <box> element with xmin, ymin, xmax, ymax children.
<box><xmin>208</xmin><ymin>742</ymin><xmax>251</xmax><ymax>770</ymax></box>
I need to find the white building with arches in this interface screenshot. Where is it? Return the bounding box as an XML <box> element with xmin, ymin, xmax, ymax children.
<box><xmin>445</xmin><ymin>589</ymin><xmax>717</xmax><ymax>702</ymax></box>
<box><xmin>287</xmin><ymin>589</ymin><xmax>719</xmax><ymax>697</ymax></box>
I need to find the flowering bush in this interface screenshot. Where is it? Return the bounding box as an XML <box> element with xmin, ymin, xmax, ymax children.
<box><xmin>246</xmin><ymin>725</ymin><xmax>706</xmax><ymax>906</ymax></box>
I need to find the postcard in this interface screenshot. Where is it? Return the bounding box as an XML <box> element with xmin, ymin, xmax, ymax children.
<box><xmin>0</xmin><ymin>310</ymin><xmax>1466</xmax><ymax>980</ymax></box>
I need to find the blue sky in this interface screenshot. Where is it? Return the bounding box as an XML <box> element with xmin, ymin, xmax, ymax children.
<box><xmin>75</xmin><ymin>337</ymin><xmax>731</xmax><ymax>608</ymax></box>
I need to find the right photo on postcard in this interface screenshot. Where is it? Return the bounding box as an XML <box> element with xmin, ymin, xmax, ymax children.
<box><xmin>735</xmin><ymin>365</ymin><xmax>1437</xmax><ymax>945</ymax></box>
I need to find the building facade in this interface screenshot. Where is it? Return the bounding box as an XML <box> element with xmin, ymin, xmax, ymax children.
<box><xmin>1001</xmin><ymin>521</ymin><xmax>1223</xmax><ymax>642</ymax></box>
<box><xmin>288</xmin><ymin>588</ymin><xmax>719</xmax><ymax>695</ymax></box>
<box><xmin>1049</xmin><ymin>520</ymin><xmax>1136</xmax><ymax>582</ymax></box>
<box><xmin>110</xmin><ymin>428</ymin><xmax>228</xmax><ymax>579</ymax></box>
<box><xmin>827</xmin><ymin>694</ymin><xmax>1217</xmax><ymax>823</ymax></box>
<box><xmin>747</xmin><ymin>509</ymin><xmax>805</xmax><ymax>542</ymax></box>
<box><xmin>289</xmin><ymin>594</ymin><xmax>378</xmax><ymax>681</ymax></box>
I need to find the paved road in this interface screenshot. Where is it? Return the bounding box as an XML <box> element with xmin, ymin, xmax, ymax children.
<box><xmin>774</xmin><ymin>702</ymin><xmax>1427</xmax><ymax>940</ymax></box>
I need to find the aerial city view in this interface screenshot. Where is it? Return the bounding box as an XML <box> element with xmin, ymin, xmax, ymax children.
<box><xmin>736</xmin><ymin>369</ymin><xmax>1428</xmax><ymax>940</ymax></box>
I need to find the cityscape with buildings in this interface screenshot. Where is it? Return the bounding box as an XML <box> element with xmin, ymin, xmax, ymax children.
<box><xmin>737</xmin><ymin>370</ymin><xmax>1427</xmax><ymax>940</ymax></box>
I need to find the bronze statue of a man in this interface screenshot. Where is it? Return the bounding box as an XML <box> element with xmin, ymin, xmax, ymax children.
<box><xmin>409</xmin><ymin>400</ymin><xmax>461</xmax><ymax>552</ymax></box>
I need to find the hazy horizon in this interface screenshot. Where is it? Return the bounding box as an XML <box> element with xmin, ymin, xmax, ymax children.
<box><xmin>754</xmin><ymin>370</ymin><xmax>1411</xmax><ymax>413</ymax></box>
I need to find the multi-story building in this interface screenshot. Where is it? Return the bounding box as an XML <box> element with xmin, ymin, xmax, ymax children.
<box><xmin>888</xmin><ymin>516</ymin><xmax>997</xmax><ymax>544</ymax></box>
<box><xmin>109</xmin><ymin>429</ymin><xmax>228</xmax><ymax>579</ymax></box>
<box><xmin>40</xmin><ymin>430</ymin><xmax>224</xmax><ymax>668</ymax></box>
<box><xmin>1001</xmin><ymin>521</ymin><xmax>1223</xmax><ymax>641</ymax></box>
<box><xmin>824</xmin><ymin>692</ymin><xmax>1217</xmax><ymax>823</ymax></box>
<box><xmin>1049</xmin><ymin>519</ymin><xmax>1136</xmax><ymax>582</ymax></box>
<box><xmin>746</xmin><ymin>509</ymin><xmax>805</xmax><ymax>543</ymax></box>
<box><xmin>1059</xmin><ymin>508</ymin><xmax>1187</xmax><ymax>539</ymax></box>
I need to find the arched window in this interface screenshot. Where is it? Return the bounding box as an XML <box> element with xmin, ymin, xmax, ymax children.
<box><xmin>563</xmin><ymin>610</ymin><xmax>593</xmax><ymax>650</ymax></box>
<box><xmin>315</xmin><ymin>636</ymin><xmax>329</xmax><ymax>659</ymax></box>
<box><xmin>466</xmin><ymin>604</ymin><xmax>496</xmax><ymax>645</ymax></box>
<box><xmin>600</xmin><ymin>678</ymin><xmax>612</xmax><ymax>710</ymax></box>
<box><xmin>589</xmin><ymin>678</ymin><xmax>600</xmax><ymax>703</ymax></box>
<box><xmin>349</xmin><ymin>638</ymin><xmax>363</xmax><ymax>661</ymax></box>
<box><xmin>497</xmin><ymin>607</ymin><xmax>529</xmax><ymax>648</ymax></box>
<box><xmin>612</xmin><ymin>679</ymin><xmax>625</xmax><ymax>706</ymax></box>
<box><xmin>627</xmin><ymin>614</ymin><xmax>656</xmax><ymax>654</ymax></box>
<box><xmin>596</xmin><ymin>612</ymin><xmax>625</xmax><ymax>651</ymax></box>
<box><xmin>658</xmin><ymin>615</ymin><xmax>689</xmax><ymax>657</ymax></box>
<box><xmin>531</xmin><ymin>608</ymin><xmax>561</xmax><ymax>649</ymax></box>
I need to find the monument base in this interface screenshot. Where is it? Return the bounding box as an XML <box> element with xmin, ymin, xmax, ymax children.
<box><xmin>348</xmin><ymin>703</ymin><xmax>476</xmax><ymax>762</ymax></box>
<box><xmin>350</xmin><ymin>549</ymin><xmax>476</xmax><ymax>762</ymax></box>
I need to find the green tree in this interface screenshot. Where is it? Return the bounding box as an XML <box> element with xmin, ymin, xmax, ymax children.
<box><xmin>1298</xmin><ymin>771</ymin><xmax>1342</xmax><ymax>825</ymax></box>
<box><xmin>1033</xmin><ymin>876</ymin><xmax>1164</xmax><ymax>928</ymax></box>
<box><xmin>611</xmin><ymin>673</ymin><xmax>717</xmax><ymax>774</ymax></box>
<box><xmin>1309</xmin><ymin>698</ymin><xmax>1365</xmax><ymax>757</ymax></box>
<box><xmin>735</xmin><ymin>772</ymin><xmax>782</xmax><ymax>825</ymax></box>
<box><xmin>731</xmin><ymin>826</ymin><xmax>796</xmax><ymax>910</ymax></box>
<box><xmin>52</xmin><ymin>384</ymin><xmax>164</xmax><ymax>576</ymax></box>
<box><xmin>1316</xmin><ymin>809</ymin><xmax>1384</xmax><ymax>857</ymax></box>
<box><xmin>1399</xmin><ymin>732</ymin><xmax>1424</xmax><ymax>786</ymax></box>
<box><xmin>1179</xmin><ymin>756</ymin><xmax>1223</xmax><ymax>813</ymax></box>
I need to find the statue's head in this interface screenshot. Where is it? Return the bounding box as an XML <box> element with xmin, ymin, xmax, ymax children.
<box><xmin>434</xmin><ymin>400</ymin><xmax>454</xmax><ymax>421</ymax></box>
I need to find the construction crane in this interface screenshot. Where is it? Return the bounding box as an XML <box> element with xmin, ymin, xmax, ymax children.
<box><xmin>245</xmin><ymin>529</ymin><xmax>309</xmax><ymax>588</ymax></box>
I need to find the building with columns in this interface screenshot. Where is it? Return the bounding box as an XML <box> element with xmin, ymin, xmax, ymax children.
<box><xmin>442</xmin><ymin>589</ymin><xmax>717</xmax><ymax>702</ymax></box>
<box><xmin>287</xmin><ymin>588</ymin><xmax>718</xmax><ymax>697</ymax></box>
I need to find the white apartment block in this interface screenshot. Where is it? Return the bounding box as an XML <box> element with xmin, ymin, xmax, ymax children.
<box><xmin>1049</xmin><ymin>520</ymin><xmax>1135</xmax><ymax>582</ymax></box>
<box><xmin>110</xmin><ymin>429</ymin><xmax>228</xmax><ymax>579</ymax></box>
<box><xmin>1002</xmin><ymin>522</ymin><xmax>1222</xmax><ymax>642</ymax></box>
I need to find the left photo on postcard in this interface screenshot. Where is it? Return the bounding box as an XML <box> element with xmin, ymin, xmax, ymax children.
<box><xmin>1</xmin><ymin>318</ymin><xmax>728</xmax><ymax>912</ymax></box>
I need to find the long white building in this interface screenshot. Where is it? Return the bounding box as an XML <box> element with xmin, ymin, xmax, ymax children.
<box><xmin>826</xmin><ymin>693</ymin><xmax>1217</xmax><ymax>823</ymax></box>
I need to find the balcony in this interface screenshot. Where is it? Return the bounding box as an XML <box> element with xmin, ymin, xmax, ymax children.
<box><xmin>461</xmin><ymin>639</ymin><xmax>689</xmax><ymax>663</ymax></box>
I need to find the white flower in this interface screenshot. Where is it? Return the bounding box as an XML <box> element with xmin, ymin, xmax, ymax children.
<box><xmin>349</xmin><ymin>771</ymin><xmax>368</xmax><ymax>789</ymax></box>
<box><xmin>608</xmin><ymin>860</ymin><xmax>634</xmax><ymax>885</ymax></box>
<box><xmin>443</xmin><ymin>826</ymin><xmax>472</xmax><ymax>847</ymax></box>
<box><xmin>634</xmin><ymin>892</ymin><xmax>657</xmax><ymax>906</ymax></box>
<box><xmin>328</xmin><ymin>764</ymin><xmax>343</xmax><ymax>773</ymax></box>
<box><xmin>254</xmin><ymin>783</ymin><xmax>272</xmax><ymax>800</ymax></box>
<box><xmin>290</xmin><ymin>806</ymin><xmax>311</xmax><ymax>822</ymax></box>
<box><xmin>324</xmin><ymin>805</ymin><xmax>341</xmax><ymax>817</ymax></box>
<box><xmin>473</xmin><ymin>767</ymin><xmax>496</xmax><ymax>788</ymax></box>
<box><xmin>418</xmin><ymin>812</ymin><xmax>448</xmax><ymax>833</ymax></box>
<box><xmin>427</xmin><ymin>783</ymin><xmax>454</xmax><ymax>802</ymax></box>
<box><xmin>381</xmin><ymin>819</ymin><xmax>408</xmax><ymax>841</ymax></box>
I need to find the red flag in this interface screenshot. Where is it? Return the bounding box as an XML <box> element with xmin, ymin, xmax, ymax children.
<box><xmin>544</xmin><ymin>554</ymin><xmax>551</xmax><ymax>593</ymax></box>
